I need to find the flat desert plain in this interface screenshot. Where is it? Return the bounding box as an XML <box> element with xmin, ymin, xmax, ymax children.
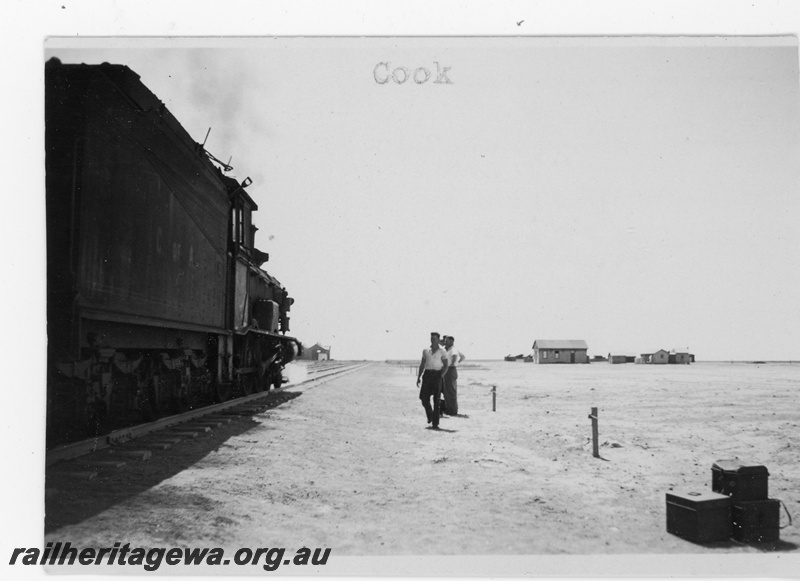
<box><xmin>44</xmin><ymin>361</ymin><xmax>799</xmax><ymax>575</ymax></box>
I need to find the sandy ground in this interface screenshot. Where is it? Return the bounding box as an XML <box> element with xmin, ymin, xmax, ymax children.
<box><xmin>44</xmin><ymin>361</ymin><xmax>799</xmax><ymax>576</ymax></box>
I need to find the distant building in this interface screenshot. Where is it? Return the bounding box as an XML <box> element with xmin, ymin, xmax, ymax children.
<box><xmin>641</xmin><ymin>349</ymin><xmax>670</xmax><ymax>364</ymax></box>
<box><xmin>672</xmin><ymin>352</ymin><xmax>691</xmax><ymax>364</ymax></box>
<box><xmin>640</xmin><ymin>349</ymin><xmax>692</xmax><ymax>365</ymax></box>
<box><xmin>532</xmin><ymin>340</ymin><xmax>589</xmax><ymax>364</ymax></box>
<box><xmin>608</xmin><ymin>353</ymin><xmax>636</xmax><ymax>364</ymax></box>
<box><xmin>301</xmin><ymin>343</ymin><xmax>331</xmax><ymax>361</ymax></box>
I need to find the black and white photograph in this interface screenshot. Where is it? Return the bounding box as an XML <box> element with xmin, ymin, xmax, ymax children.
<box><xmin>4</xmin><ymin>2</ymin><xmax>800</xmax><ymax>579</ymax></box>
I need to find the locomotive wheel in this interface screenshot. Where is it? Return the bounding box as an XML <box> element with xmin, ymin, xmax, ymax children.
<box><xmin>239</xmin><ymin>335</ymin><xmax>259</xmax><ymax>396</ymax></box>
<box><xmin>137</xmin><ymin>377</ymin><xmax>158</xmax><ymax>420</ymax></box>
<box><xmin>215</xmin><ymin>381</ymin><xmax>231</xmax><ymax>402</ymax></box>
<box><xmin>47</xmin><ymin>370</ymin><xmax>89</xmax><ymax>446</ymax></box>
<box><xmin>240</xmin><ymin>373</ymin><xmax>256</xmax><ymax>396</ymax></box>
<box><xmin>255</xmin><ymin>357</ymin><xmax>268</xmax><ymax>392</ymax></box>
<box><xmin>256</xmin><ymin>371</ymin><xmax>270</xmax><ymax>393</ymax></box>
<box><xmin>173</xmin><ymin>396</ymin><xmax>189</xmax><ymax>414</ymax></box>
<box><xmin>87</xmin><ymin>399</ymin><xmax>111</xmax><ymax>439</ymax></box>
<box><xmin>139</xmin><ymin>386</ymin><xmax>158</xmax><ymax>421</ymax></box>
<box><xmin>137</xmin><ymin>359</ymin><xmax>159</xmax><ymax>421</ymax></box>
<box><xmin>191</xmin><ymin>367</ymin><xmax>214</xmax><ymax>406</ymax></box>
<box><xmin>171</xmin><ymin>370</ymin><xmax>190</xmax><ymax>414</ymax></box>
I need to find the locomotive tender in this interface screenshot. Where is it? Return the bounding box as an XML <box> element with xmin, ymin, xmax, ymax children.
<box><xmin>45</xmin><ymin>58</ymin><xmax>302</xmax><ymax>446</ymax></box>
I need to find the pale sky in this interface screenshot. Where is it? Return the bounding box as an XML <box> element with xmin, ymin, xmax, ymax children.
<box><xmin>44</xmin><ymin>36</ymin><xmax>800</xmax><ymax>361</ymax></box>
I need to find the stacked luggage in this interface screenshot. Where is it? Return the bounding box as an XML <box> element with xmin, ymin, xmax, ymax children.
<box><xmin>666</xmin><ymin>459</ymin><xmax>790</xmax><ymax>544</ymax></box>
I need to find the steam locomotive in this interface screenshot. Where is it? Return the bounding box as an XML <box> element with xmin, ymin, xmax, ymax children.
<box><xmin>45</xmin><ymin>58</ymin><xmax>302</xmax><ymax>446</ymax></box>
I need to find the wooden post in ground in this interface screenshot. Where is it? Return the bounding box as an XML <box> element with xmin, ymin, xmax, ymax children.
<box><xmin>492</xmin><ymin>386</ymin><xmax>496</xmax><ymax>412</ymax></box>
<box><xmin>588</xmin><ymin>407</ymin><xmax>599</xmax><ymax>458</ymax></box>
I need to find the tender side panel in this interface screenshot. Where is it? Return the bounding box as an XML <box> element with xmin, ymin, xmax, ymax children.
<box><xmin>74</xmin><ymin>74</ymin><xmax>229</xmax><ymax>332</ymax></box>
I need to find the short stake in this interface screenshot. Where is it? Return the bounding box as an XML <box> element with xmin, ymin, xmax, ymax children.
<box><xmin>492</xmin><ymin>385</ymin><xmax>497</xmax><ymax>412</ymax></box>
<box><xmin>588</xmin><ymin>407</ymin><xmax>599</xmax><ymax>458</ymax></box>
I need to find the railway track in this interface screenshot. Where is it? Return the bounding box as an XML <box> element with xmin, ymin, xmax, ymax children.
<box><xmin>45</xmin><ymin>361</ymin><xmax>371</xmax><ymax>468</ymax></box>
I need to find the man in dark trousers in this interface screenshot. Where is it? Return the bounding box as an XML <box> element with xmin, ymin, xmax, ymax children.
<box><xmin>416</xmin><ymin>331</ymin><xmax>449</xmax><ymax>429</ymax></box>
<box><xmin>442</xmin><ymin>335</ymin><xmax>465</xmax><ymax>415</ymax></box>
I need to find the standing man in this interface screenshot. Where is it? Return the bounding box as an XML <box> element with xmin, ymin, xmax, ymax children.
<box><xmin>416</xmin><ymin>332</ymin><xmax>449</xmax><ymax>429</ymax></box>
<box><xmin>442</xmin><ymin>335</ymin><xmax>465</xmax><ymax>416</ymax></box>
<box><xmin>439</xmin><ymin>335</ymin><xmax>450</xmax><ymax>416</ymax></box>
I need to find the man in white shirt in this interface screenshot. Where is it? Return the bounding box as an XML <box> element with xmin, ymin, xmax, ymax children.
<box><xmin>442</xmin><ymin>335</ymin><xmax>465</xmax><ymax>415</ymax></box>
<box><xmin>416</xmin><ymin>332</ymin><xmax>449</xmax><ymax>429</ymax></box>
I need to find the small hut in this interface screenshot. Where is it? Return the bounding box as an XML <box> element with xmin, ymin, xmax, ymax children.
<box><xmin>673</xmin><ymin>352</ymin><xmax>691</xmax><ymax>364</ymax></box>
<box><xmin>302</xmin><ymin>343</ymin><xmax>331</xmax><ymax>361</ymax></box>
<box><xmin>650</xmin><ymin>349</ymin><xmax>669</xmax><ymax>364</ymax></box>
